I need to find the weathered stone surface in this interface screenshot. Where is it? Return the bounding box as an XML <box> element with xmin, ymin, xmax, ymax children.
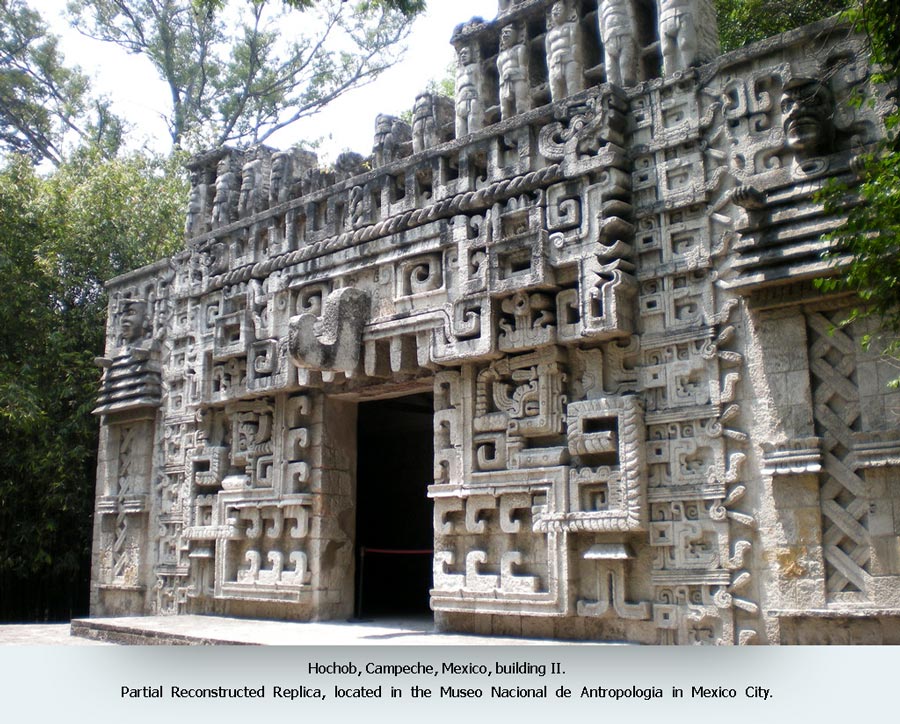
<box><xmin>90</xmin><ymin>1</ymin><xmax>899</xmax><ymax>644</ymax></box>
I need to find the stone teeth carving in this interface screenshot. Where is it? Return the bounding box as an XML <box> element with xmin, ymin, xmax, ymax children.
<box><xmin>578</xmin><ymin>544</ymin><xmax>651</xmax><ymax>619</ymax></box>
<box><xmin>288</xmin><ymin>287</ymin><xmax>370</xmax><ymax>377</ymax></box>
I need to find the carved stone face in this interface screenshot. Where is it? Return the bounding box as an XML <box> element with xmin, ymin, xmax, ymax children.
<box><xmin>376</xmin><ymin>114</ymin><xmax>392</xmax><ymax>134</ymax></box>
<box><xmin>186</xmin><ymin>183</ymin><xmax>202</xmax><ymax>214</ymax></box>
<box><xmin>271</xmin><ymin>154</ymin><xmax>287</xmax><ymax>183</ymax></box>
<box><xmin>458</xmin><ymin>46</ymin><xmax>471</xmax><ymax>65</ymax></box>
<box><xmin>781</xmin><ymin>78</ymin><xmax>835</xmax><ymax>157</ymax></box>
<box><xmin>551</xmin><ymin>1</ymin><xmax>566</xmax><ymax>25</ymax></box>
<box><xmin>216</xmin><ymin>157</ymin><xmax>231</xmax><ymax>180</ymax></box>
<box><xmin>500</xmin><ymin>25</ymin><xmax>515</xmax><ymax>49</ymax></box>
<box><xmin>120</xmin><ymin>300</ymin><xmax>148</xmax><ymax>342</ymax></box>
<box><xmin>239</xmin><ymin>164</ymin><xmax>256</xmax><ymax>209</ymax></box>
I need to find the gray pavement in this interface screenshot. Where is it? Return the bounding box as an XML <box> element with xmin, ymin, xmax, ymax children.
<box><xmin>0</xmin><ymin>623</ymin><xmax>111</xmax><ymax>645</ymax></box>
<box><xmin>2</xmin><ymin>615</ymin><xmax>596</xmax><ymax>646</ymax></box>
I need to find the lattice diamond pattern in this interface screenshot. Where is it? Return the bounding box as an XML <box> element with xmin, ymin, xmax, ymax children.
<box><xmin>807</xmin><ymin>310</ymin><xmax>870</xmax><ymax>596</ymax></box>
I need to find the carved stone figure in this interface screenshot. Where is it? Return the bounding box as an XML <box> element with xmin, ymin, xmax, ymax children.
<box><xmin>268</xmin><ymin>152</ymin><xmax>291</xmax><ymax>207</ymax></box>
<box><xmin>781</xmin><ymin>78</ymin><xmax>836</xmax><ymax>158</ymax></box>
<box><xmin>455</xmin><ymin>42</ymin><xmax>483</xmax><ymax>138</ymax></box>
<box><xmin>497</xmin><ymin>0</ymin><xmax>523</xmax><ymax>14</ymax></box>
<box><xmin>211</xmin><ymin>155</ymin><xmax>240</xmax><ymax>227</ymax></box>
<box><xmin>599</xmin><ymin>0</ymin><xmax>639</xmax><ymax>87</ymax></box>
<box><xmin>412</xmin><ymin>92</ymin><xmax>455</xmax><ymax>153</ymax></box>
<box><xmin>334</xmin><ymin>151</ymin><xmax>368</xmax><ymax>182</ymax></box>
<box><xmin>288</xmin><ymin>287</ymin><xmax>370</xmax><ymax>376</ymax></box>
<box><xmin>184</xmin><ymin>153</ymin><xmax>219</xmax><ymax>238</ymax></box>
<box><xmin>238</xmin><ymin>158</ymin><xmax>265</xmax><ymax>218</ymax></box>
<box><xmin>276</xmin><ymin>147</ymin><xmax>318</xmax><ymax>200</ymax></box>
<box><xmin>94</xmin><ymin>297</ymin><xmax>162</xmax><ymax>415</ymax></box>
<box><xmin>657</xmin><ymin>0</ymin><xmax>719</xmax><ymax>76</ymax></box>
<box><xmin>545</xmin><ymin>0</ymin><xmax>584</xmax><ymax>102</ymax></box>
<box><xmin>497</xmin><ymin>23</ymin><xmax>530</xmax><ymax>119</ymax></box>
<box><xmin>185</xmin><ymin>178</ymin><xmax>203</xmax><ymax>238</ymax></box>
<box><xmin>373</xmin><ymin>113</ymin><xmax>412</xmax><ymax>167</ymax></box>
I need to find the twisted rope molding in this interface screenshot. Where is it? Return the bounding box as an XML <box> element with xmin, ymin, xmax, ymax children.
<box><xmin>207</xmin><ymin>164</ymin><xmax>564</xmax><ymax>292</ymax></box>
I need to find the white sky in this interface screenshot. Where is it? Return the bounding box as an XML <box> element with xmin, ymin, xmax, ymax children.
<box><xmin>41</xmin><ymin>0</ymin><xmax>492</xmax><ymax>162</ymax></box>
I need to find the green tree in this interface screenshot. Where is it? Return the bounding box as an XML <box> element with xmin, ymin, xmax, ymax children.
<box><xmin>714</xmin><ymin>0</ymin><xmax>849</xmax><ymax>51</ymax></box>
<box><xmin>0</xmin><ymin>0</ymin><xmax>94</xmax><ymax>163</ymax></box>
<box><xmin>196</xmin><ymin>0</ymin><xmax>426</xmax><ymax>15</ymax></box>
<box><xmin>67</xmin><ymin>0</ymin><xmax>423</xmax><ymax>150</ymax></box>
<box><xmin>0</xmin><ymin>148</ymin><xmax>186</xmax><ymax>620</ymax></box>
<box><xmin>816</xmin><ymin>0</ymin><xmax>900</xmax><ymax>379</ymax></box>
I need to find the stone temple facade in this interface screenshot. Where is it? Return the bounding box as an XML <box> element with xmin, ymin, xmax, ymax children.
<box><xmin>90</xmin><ymin>0</ymin><xmax>899</xmax><ymax>644</ymax></box>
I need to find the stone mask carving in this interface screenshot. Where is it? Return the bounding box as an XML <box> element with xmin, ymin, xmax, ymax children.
<box><xmin>781</xmin><ymin>78</ymin><xmax>835</xmax><ymax>158</ymax></box>
<box><xmin>120</xmin><ymin>299</ymin><xmax>149</xmax><ymax>343</ymax></box>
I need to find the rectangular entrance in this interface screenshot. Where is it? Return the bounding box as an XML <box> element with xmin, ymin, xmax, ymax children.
<box><xmin>354</xmin><ymin>392</ymin><xmax>434</xmax><ymax>618</ymax></box>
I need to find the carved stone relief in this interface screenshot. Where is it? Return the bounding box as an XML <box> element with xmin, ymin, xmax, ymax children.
<box><xmin>91</xmin><ymin>1</ymin><xmax>897</xmax><ymax>644</ymax></box>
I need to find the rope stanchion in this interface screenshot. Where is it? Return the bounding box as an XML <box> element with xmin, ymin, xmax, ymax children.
<box><xmin>353</xmin><ymin>547</ymin><xmax>435</xmax><ymax>620</ymax></box>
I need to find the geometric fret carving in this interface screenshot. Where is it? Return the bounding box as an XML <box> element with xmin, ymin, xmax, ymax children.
<box><xmin>807</xmin><ymin>310</ymin><xmax>871</xmax><ymax>597</ymax></box>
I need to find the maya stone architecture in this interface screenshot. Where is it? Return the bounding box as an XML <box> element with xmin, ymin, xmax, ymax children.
<box><xmin>90</xmin><ymin>0</ymin><xmax>899</xmax><ymax>644</ymax></box>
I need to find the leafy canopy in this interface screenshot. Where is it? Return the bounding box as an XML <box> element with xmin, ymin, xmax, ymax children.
<box><xmin>714</xmin><ymin>0</ymin><xmax>850</xmax><ymax>51</ymax></box>
<box><xmin>194</xmin><ymin>0</ymin><xmax>426</xmax><ymax>15</ymax></box>
<box><xmin>816</xmin><ymin>0</ymin><xmax>900</xmax><ymax>380</ymax></box>
<box><xmin>67</xmin><ymin>0</ymin><xmax>424</xmax><ymax>150</ymax></box>
<box><xmin>0</xmin><ymin>147</ymin><xmax>185</xmax><ymax>618</ymax></box>
<box><xmin>0</xmin><ymin>0</ymin><xmax>103</xmax><ymax>164</ymax></box>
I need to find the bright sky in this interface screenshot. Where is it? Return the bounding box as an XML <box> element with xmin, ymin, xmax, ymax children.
<box><xmin>41</xmin><ymin>0</ymin><xmax>492</xmax><ymax>162</ymax></box>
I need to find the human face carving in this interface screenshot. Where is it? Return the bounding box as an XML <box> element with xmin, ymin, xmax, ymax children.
<box><xmin>120</xmin><ymin>301</ymin><xmax>147</xmax><ymax>342</ymax></box>
<box><xmin>551</xmin><ymin>2</ymin><xmax>565</xmax><ymax>25</ymax></box>
<box><xmin>781</xmin><ymin>79</ymin><xmax>835</xmax><ymax>157</ymax></box>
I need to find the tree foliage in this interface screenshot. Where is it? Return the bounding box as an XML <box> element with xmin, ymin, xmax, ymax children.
<box><xmin>816</xmin><ymin>0</ymin><xmax>900</xmax><ymax>380</ymax></box>
<box><xmin>0</xmin><ymin>148</ymin><xmax>186</xmax><ymax>619</ymax></box>
<box><xmin>195</xmin><ymin>0</ymin><xmax>426</xmax><ymax>16</ymax></box>
<box><xmin>0</xmin><ymin>0</ymin><xmax>92</xmax><ymax>163</ymax></box>
<box><xmin>67</xmin><ymin>0</ymin><xmax>422</xmax><ymax>150</ymax></box>
<box><xmin>714</xmin><ymin>0</ymin><xmax>850</xmax><ymax>52</ymax></box>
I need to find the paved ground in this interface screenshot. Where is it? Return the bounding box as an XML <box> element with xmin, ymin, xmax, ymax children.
<box><xmin>2</xmin><ymin>615</ymin><xmax>590</xmax><ymax>646</ymax></box>
<box><xmin>0</xmin><ymin>623</ymin><xmax>111</xmax><ymax>645</ymax></box>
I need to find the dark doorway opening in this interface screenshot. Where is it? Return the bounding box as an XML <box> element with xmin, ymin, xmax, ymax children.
<box><xmin>355</xmin><ymin>391</ymin><xmax>434</xmax><ymax>618</ymax></box>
